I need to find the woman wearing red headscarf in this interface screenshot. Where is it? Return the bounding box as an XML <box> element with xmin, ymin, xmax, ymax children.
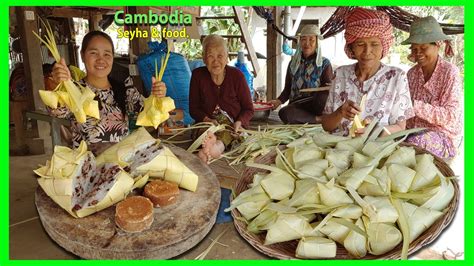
<box><xmin>321</xmin><ymin>8</ymin><xmax>414</xmax><ymax>136</ymax></box>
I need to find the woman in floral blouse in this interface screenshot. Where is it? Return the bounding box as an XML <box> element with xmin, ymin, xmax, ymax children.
<box><xmin>402</xmin><ymin>16</ymin><xmax>462</xmax><ymax>159</ymax></box>
<box><xmin>321</xmin><ymin>8</ymin><xmax>414</xmax><ymax>136</ymax></box>
<box><xmin>50</xmin><ymin>31</ymin><xmax>166</xmax><ymax>154</ymax></box>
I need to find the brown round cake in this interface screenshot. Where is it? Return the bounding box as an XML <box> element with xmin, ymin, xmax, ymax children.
<box><xmin>115</xmin><ymin>196</ymin><xmax>154</xmax><ymax>233</ymax></box>
<box><xmin>143</xmin><ymin>180</ymin><xmax>180</xmax><ymax>207</ymax></box>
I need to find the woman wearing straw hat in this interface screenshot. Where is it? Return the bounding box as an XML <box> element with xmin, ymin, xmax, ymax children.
<box><xmin>402</xmin><ymin>16</ymin><xmax>462</xmax><ymax>159</ymax></box>
<box><xmin>268</xmin><ymin>24</ymin><xmax>334</xmax><ymax>124</ymax></box>
<box><xmin>321</xmin><ymin>8</ymin><xmax>414</xmax><ymax>136</ymax></box>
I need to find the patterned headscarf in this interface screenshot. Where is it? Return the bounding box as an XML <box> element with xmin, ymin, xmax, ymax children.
<box><xmin>344</xmin><ymin>8</ymin><xmax>394</xmax><ymax>59</ymax></box>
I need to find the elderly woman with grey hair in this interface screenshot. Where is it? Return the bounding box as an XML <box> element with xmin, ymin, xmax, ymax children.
<box><xmin>189</xmin><ymin>34</ymin><xmax>254</xmax><ymax>163</ymax></box>
<box><xmin>189</xmin><ymin>34</ymin><xmax>254</xmax><ymax>131</ymax></box>
<box><xmin>268</xmin><ymin>24</ymin><xmax>334</xmax><ymax>124</ymax></box>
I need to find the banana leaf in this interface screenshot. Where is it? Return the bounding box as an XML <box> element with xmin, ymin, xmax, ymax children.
<box><xmin>260</xmin><ymin>171</ymin><xmax>295</xmax><ymax>200</ymax></box>
<box><xmin>400</xmin><ymin>201</ymin><xmax>443</xmax><ymax>242</ymax></box>
<box><xmin>363</xmin><ymin>217</ymin><xmax>402</xmax><ymax>256</ymax></box>
<box><xmin>344</xmin><ymin>218</ymin><xmax>367</xmax><ymax>258</ymax></box>
<box><xmin>317</xmin><ymin>179</ymin><xmax>353</xmax><ymax>207</ymax></box>
<box><xmin>385</xmin><ymin>146</ymin><xmax>416</xmax><ymax>168</ymax></box>
<box><xmin>324</xmin><ymin>165</ymin><xmax>340</xmax><ymax>180</ymax></box>
<box><xmin>337</xmin><ymin>165</ymin><xmax>374</xmax><ymax>189</ymax></box>
<box><xmin>325</xmin><ymin>149</ymin><xmax>352</xmax><ymax>174</ymax></box>
<box><xmin>136</xmin><ymin>146</ymin><xmax>199</xmax><ymax>192</ymax></box>
<box><xmin>287</xmin><ymin>179</ymin><xmax>320</xmax><ymax>207</ymax></box>
<box><xmin>35</xmin><ymin>141</ymin><xmax>138</xmax><ymax>218</ymax></box>
<box><xmin>353</xmin><ymin>152</ymin><xmax>372</xmax><ymax>168</ymax></box>
<box><xmin>226</xmin><ymin>184</ymin><xmax>266</xmax><ymax>211</ymax></box>
<box><xmin>287</xmin><ymin>136</ymin><xmax>314</xmax><ymax>148</ymax></box>
<box><xmin>362</xmin><ymin>140</ymin><xmax>396</xmax><ymax>159</ymax></box>
<box><xmin>295</xmin><ymin>159</ymin><xmax>328</xmax><ymax>181</ymax></box>
<box><xmin>296</xmin><ymin>237</ymin><xmax>337</xmax><ymax>259</ymax></box>
<box><xmin>247</xmin><ymin>209</ymin><xmax>278</xmax><ymax>233</ymax></box>
<box><xmin>237</xmin><ymin>197</ymin><xmax>271</xmax><ymax>221</ymax></box>
<box><xmin>264</xmin><ymin>214</ymin><xmax>316</xmax><ymax>245</ymax></box>
<box><xmin>387</xmin><ymin>164</ymin><xmax>416</xmax><ymax>193</ymax></box>
<box><xmin>319</xmin><ymin>218</ymin><xmax>351</xmax><ymax>244</ymax></box>
<box><xmin>357</xmin><ymin>167</ymin><xmax>390</xmax><ymax>196</ymax></box>
<box><xmin>363</xmin><ymin>196</ymin><xmax>399</xmax><ymax>223</ymax></box>
<box><xmin>312</xmin><ymin>132</ymin><xmax>350</xmax><ymax>148</ymax></box>
<box><xmin>96</xmin><ymin>127</ymin><xmax>158</xmax><ymax>167</ymax></box>
<box><xmin>332</xmin><ymin>204</ymin><xmax>363</xmax><ymax>219</ymax></box>
<box><xmin>136</xmin><ymin>96</ymin><xmax>175</xmax><ymax>129</ymax></box>
<box><xmin>292</xmin><ymin>146</ymin><xmax>325</xmax><ymax>169</ymax></box>
<box><xmin>410</xmin><ymin>154</ymin><xmax>438</xmax><ymax>191</ymax></box>
<box><xmin>420</xmin><ymin>173</ymin><xmax>455</xmax><ymax>211</ymax></box>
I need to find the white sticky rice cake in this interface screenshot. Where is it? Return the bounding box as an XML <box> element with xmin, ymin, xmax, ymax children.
<box><xmin>35</xmin><ymin>142</ymin><xmax>135</xmax><ymax>218</ymax></box>
<box><xmin>96</xmin><ymin>127</ymin><xmax>163</xmax><ymax>167</ymax></box>
<box><xmin>75</xmin><ymin>163</ymin><xmax>134</xmax><ymax>218</ymax></box>
<box><xmin>95</xmin><ymin>127</ymin><xmax>198</xmax><ymax>192</ymax></box>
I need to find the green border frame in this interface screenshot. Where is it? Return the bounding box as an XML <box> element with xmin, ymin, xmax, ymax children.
<box><xmin>2</xmin><ymin>1</ymin><xmax>469</xmax><ymax>265</ymax></box>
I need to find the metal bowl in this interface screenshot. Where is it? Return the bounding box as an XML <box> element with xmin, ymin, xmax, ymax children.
<box><xmin>252</xmin><ymin>109</ymin><xmax>271</xmax><ymax>121</ymax></box>
<box><xmin>251</xmin><ymin>102</ymin><xmax>273</xmax><ymax>121</ymax></box>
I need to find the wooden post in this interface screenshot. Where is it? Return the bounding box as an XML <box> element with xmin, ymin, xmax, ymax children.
<box><xmin>127</xmin><ymin>6</ymin><xmax>152</xmax><ymax>95</ymax></box>
<box><xmin>266</xmin><ymin>6</ymin><xmax>283</xmax><ymax>101</ymax></box>
<box><xmin>65</xmin><ymin>18</ymin><xmax>78</xmax><ymax>66</ymax></box>
<box><xmin>15</xmin><ymin>6</ymin><xmax>45</xmax><ymax>144</ymax></box>
<box><xmin>88</xmin><ymin>13</ymin><xmax>101</xmax><ymax>31</ymax></box>
<box><xmin>233</xmin><ymin>6</ymin><xmax>260</xmax><ymax>76</ymax></box>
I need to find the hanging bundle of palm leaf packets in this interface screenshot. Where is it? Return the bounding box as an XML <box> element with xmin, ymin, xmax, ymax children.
<box><xmin>136</xmin><ymin>47</ymin><xmax>175</xmax><ymax>129</ymax></box>
<box><xmin>226</xmin><ymin>119</ymin><xmax>456</xmax><ymax>259</ymax></box>
<box><xmin>33</xmin><ymin>18</ymin><xmax>99</xmax><ymax>123</ymax></box>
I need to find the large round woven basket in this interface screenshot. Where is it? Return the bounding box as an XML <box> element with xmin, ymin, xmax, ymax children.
<box><xmin>231</xmin><ymin>143</ymin><xmax>460</xmax><ymax>260</ymax></box>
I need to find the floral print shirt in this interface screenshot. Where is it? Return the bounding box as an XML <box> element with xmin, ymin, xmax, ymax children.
<box><xmin>406</xmin><ymin>56</ymin><xmax>462</xmax><ymax>144</ymax></box>
<box><xmin>323</xmin><ymin>63</ymin><xmax>415</xmax><ymax>136</ymax></box>
<box><xmin>49</xmin><ymin>77</ymin><xmax>144</xmax><ymax>148</ymax></box>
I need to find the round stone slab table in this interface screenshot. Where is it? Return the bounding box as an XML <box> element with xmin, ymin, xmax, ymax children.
<box><xmin>35</xmin><ymin>145</ymin><xmax>221</xmax><ymax>259</ymax></box>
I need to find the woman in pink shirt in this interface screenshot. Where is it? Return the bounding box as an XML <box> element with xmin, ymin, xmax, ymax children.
<box><xmin>402</xmin><ymin>16</ymin><xmax>462</xmax><ymax>159</ymax></box>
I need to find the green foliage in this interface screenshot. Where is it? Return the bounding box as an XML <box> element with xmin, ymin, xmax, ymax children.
<box><xmin>174</xmin><ymin>39</ymin><xmax>203</xmax><ymax>60</ymax></box>
<box><xmin>175</xmin><ymin>6</ymin><xmax>250</xmax><ymax>60</ymax></box>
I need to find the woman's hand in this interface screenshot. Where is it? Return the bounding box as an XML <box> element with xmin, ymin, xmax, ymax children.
<box><xmin>233</xmin><ymin>121</ymin><xmax>242</xmax><ymax>132</ymax></box>
<box><xmin>52</xmin><ymin>58</ymin><xmax>71</xmax><ymax>83</ymax></box>
<box><xmin>268</xmin><ymin>99</ymin><xmax>282</xmax><ymax>110</ymax></box>
<box><xmin>151</xmin><ymin>77</ymin><xmax>167</xmax><ymax>98</ymax></box>
<box><xmin>354</xmin><ymin>118</ymin><xmax>372</xmax><ymax>136</ymax></box>
<box><xmin>337</xmin><ymin>100</ymin><xmax>361</xmax><ymax>120</ymax></box>
<box><xmin>203</xmin><ymin>116</ymin><xmax>218</xmax><ymax>125</ymax></box>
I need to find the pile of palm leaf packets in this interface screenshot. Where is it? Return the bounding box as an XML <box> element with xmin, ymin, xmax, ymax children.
<box><xmin>222</xmin><ymin>124</ymin><xmax>324</xmax><ymax>165</ymax></box>
<box><xmin>226</xmin><ymin>121</ymin><xmax>455</xmax><ymax>259</ymax></box>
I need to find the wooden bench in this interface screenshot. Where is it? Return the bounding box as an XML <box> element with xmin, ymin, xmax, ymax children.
<box><xmin>25</xmin><ymin>110</ymin><xmax>71</xmax><ymax>147</ymax></box>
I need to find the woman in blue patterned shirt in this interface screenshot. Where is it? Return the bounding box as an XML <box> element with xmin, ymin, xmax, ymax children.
<box><xmin>268</xmin><ymin>24</ymin><xmax>334</xmax><ymax>124</ymax></box>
